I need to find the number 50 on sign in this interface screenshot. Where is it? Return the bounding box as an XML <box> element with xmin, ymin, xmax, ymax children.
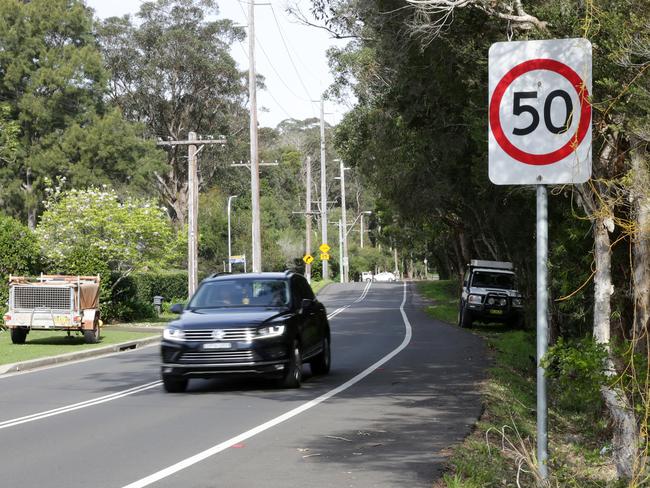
<box><xmin>488</xmin><ymin>38</ymin><xmax>592</xmax><ymax>185</ymax></box>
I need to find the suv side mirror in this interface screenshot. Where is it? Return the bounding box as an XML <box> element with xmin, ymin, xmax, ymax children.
<box><xmin>300</xmin><ymin>298</ymin><xmax>314</xmax><ymax>311</ymax></box>
<box><xmin>170</xmin><ymin>303</ymin><xmax>184</xmax><ymax>314</ymax></box>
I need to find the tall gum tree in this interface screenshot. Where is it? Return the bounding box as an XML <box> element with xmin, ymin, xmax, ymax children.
<box><xmin>97</xmin><ymin>0</ymin><xmax>249</xmax><ymax>227</ymax></box>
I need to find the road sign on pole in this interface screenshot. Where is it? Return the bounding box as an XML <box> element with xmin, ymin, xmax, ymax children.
<box><xmin>489</xmin><ymin>38</ymin><xmax>592</xmax><ymax>185</ymax></box>
<box><xmin>488</xmin><ymin>38</ymin><xmax>592</xmax><ymax>482</ymax></box>
<box><xmin>319</xmin><ymin>243</ymin><xmax>330</xmax><ymax>254</ymax></box>
<box><xmin>319</xmin><ymin>253</ymin><xmax>330</xmax><ymax>261</ymax></box>
<box><xmin>303</xmin><ymin>254</ymin><xmax>314</xmax><ymax>265</ymax></box>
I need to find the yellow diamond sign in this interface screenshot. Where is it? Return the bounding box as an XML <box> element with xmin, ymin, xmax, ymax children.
<box><xmin>319</xmin><ymin>243</ymin><xmax>330</xmax><ymax>254</ymax></box>
<box><xmin>320</xmin><ymin>253</ymin><xmax>330</xmax><ymax>261</ymax></box>
<box><xmin>303</xmin><ymin>254</ymin><xmax>314</xmax><ymax>265</ymax></box>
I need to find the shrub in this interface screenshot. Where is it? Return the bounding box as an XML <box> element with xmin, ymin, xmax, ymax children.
<box><xmin>0</xmin><ymin>214</ymin><xmax>42</xmax><ymax>306</ymax></box>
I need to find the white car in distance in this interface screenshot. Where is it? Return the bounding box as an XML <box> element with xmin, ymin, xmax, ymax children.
<box><xmin>373</xmin><ymin>271</ymin><xmax>397</xmax><ymax>282</ymax></box>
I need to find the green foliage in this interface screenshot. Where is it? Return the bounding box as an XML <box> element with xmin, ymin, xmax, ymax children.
<box><xmin>543</xmin><ymin>337</ymin><xmax>608</xmax><ymax>413</ymax></box>
<box><xmin>0</xmin><ymin>0</ymin><xmax>161</xmax><ymax>222</ymax></box>
<box><xmin>36</xmin><ymin>186</ymin><xmax>173</xmax><ymax>273</ymax></box>
<box><xmin>0</xmin><ymin>214</ymin><xmax>42</xmax><ymax>305</ymax></box>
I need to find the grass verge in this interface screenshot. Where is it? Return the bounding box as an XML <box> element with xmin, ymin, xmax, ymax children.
<box><xmin>0</xmin><ymin>328</ymin><xmax>159</xmax><ymax>366</ymax></box>
<box><xmin>311</xmin><ymin>279</ymin><xmax>333</xmax><ymax>295</ymax></box>
<box><xmin>416</xmin><ymin>280</ymin><xmax>616</xmax><ymax>487</ymax></box>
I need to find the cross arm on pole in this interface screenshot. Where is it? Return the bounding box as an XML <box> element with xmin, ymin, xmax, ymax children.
<box><xmin>156</xmin><ymin>138</ymin><xmax>227</xmax><ymax>146</ymax></box>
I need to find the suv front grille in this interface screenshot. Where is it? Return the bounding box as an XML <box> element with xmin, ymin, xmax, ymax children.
<box><xmin>179</xmin><ymin>351</ymin><xmax>255</xmax><ymax>363</ymax></box>
<box><xmin>183</xmin><ymin>328</ymin><xmax>256</xmax><ymax>342</ymax></box>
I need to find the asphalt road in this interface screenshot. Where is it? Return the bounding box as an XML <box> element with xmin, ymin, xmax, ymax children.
<box><xmin>0</xmin><ymin>282</ymin><xmax>487</xmax><ymax>488</ymax></box>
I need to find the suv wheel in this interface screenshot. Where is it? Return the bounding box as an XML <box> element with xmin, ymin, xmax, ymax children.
<box><xmin>458</xmin><ymin>306</ymin><xmax>473</xmax><ymax>328</ymax></box>
<box><xmin>162</xmin><ymin>374</ymin><xmax>188</xmax><ymax>393</ymax></box>
<box><xmin>11</xmin><ymin>327</ymin><xmax>28</xmax><ymax>344</ymax></box>
<box><xmin>280</xmin><ymin>340</ymin><xmax>302</xmax><ymax>388</ymax></box>
<box><xmin>310</xmin><ymin>336</ymin><xmax>331</xmax><ymax>375</ymax></box>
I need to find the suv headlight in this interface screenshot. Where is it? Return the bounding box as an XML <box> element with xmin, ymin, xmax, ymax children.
<box><xmin>468</xmin><ymin>294</ymin><xmax>483</xmax><ymax>304</ymax></box>
<box><xmin>512</xmin><ymin>297</ymin><xmax>524</xmax><ymax>307</ymax></box>
<box><xmin>255</xmin><ymin>325</ymin><xmax>285</xmax><ymax>339</ymax></box>
<box><xmin>163</xmin><ymin>327</ymin><xmax>185</xmax><ymax>341</ymax></box>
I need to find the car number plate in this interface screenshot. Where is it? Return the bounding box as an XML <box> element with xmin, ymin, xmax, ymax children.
<box><xmin>203</xmin><ymin>342</ymin><xmax>232</xmax><ymax>350</ymax></box>
<box><xmin>489</xmin><ymin>309</ymin><xmax>504</xmax><ymax>315</ymax></box>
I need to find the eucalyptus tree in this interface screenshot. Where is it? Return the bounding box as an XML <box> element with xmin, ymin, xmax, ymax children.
<box><xmin>97</xmin><ymin>0</ymin><xmax>250</xmax><ymax>226</ymax></box>
<box><xmin>0</xmin><ymin>0</ymin><xmax>163</xmax><ymax>227</ymax></box>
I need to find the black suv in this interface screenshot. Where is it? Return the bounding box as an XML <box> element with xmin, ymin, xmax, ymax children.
<box><xmin>161</xmin><ymin>272</ymin><xmax>330</xmax><ymax>392</ymax></box>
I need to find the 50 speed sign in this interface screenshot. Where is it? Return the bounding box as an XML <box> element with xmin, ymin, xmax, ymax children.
<box><xmin>488</xmin><ymin>38</ymin><xmax>592</xmax><ymax>185</ymax></box>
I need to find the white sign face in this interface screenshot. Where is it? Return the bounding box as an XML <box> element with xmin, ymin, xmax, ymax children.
<box><xmin>488</xmin><ymin>38</ymin><xmax>592</xmax><ymax>185</ymax></box>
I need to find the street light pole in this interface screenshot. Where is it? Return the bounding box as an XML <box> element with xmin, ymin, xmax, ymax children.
<box><xmin>227</xmin><ymin>195</ymin><xmax>238</xmax><ymax>273</ymax></box>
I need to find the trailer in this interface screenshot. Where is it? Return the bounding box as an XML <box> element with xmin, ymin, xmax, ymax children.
<box><xmin>3</xmin><ymin>275</ymin><xmax>101</xmax><ymax>344</ymax></box>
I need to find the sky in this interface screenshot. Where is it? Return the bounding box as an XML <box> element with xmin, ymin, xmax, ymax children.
<box><xmin>86</xmin><ymin>0</ymin><xmax>351</xmax><ymax>128</ymax></box>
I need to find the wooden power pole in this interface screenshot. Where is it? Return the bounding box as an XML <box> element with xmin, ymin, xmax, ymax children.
<box><xmin>248</xmin><ymin>0</ymin><xmax>262</xmax><ymax>273</ymax></box>
<box><xmin>305</xmin><ymin>156</ymin><xmax>312</xmax><ymax>282</ymax></box>
<box><xmin>319</xmin><ymin>99</ymin><xmax>329</xmax><ymax>280</ymax></box>
<box><xmin>157</xmin><ymin>133</ymin><xmax>226</xmax><ymax>297</ymax></box>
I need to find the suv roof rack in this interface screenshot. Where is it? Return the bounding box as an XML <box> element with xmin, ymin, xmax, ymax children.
<box><xmin>469</xmin><ymin>260</ymin><xmax>513</xmax><ymax>270</ymax></box>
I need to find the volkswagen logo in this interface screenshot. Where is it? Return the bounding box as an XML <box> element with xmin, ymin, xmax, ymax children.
<box><xmin>213</xmin><ymin>329</ymin><xmax>226</xmax><ymax>341</ymax></box>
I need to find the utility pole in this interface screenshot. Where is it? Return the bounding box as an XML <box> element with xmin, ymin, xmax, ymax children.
<box><xmin>305</xmin><ymin>156</ymin><xmax>312</xmax><ymax>283</ymax></box>
<box><xmin>338</xmin><ymin>220</ymin><xmax>343</xmax><ymax>283</ymax></box>
<box><xmin>157</xmin><ymin>133</ymin><xmax>226</xmax><ymax>297</ymax></box>
<box><xmin>188</xmin><ymin>132</ymin><xmax>198</xmax><ymax>297</ymax></box>
<box><xmin>360</xmin><ymin>212</ymin><xmax>366</xmax><ymax>248</ymax></box>
<box><xmin>319</xmin><ymin>99</ymin><xmax>328</xmax><ymax>280</ymax></box>
<box><xmin>335</xmin><ymin>159</ymin><xmax>349</xmax><ymax>283</ymax></box>
<box><xmin>248</xmin><ymin>0</ymin><xmax>262</xmax><ymax>273</ymax></box>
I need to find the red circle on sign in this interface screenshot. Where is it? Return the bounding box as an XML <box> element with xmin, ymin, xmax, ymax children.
<box><xmin>489</xmin><ymin>58</ymin><xmax>591</xmax><ymax>166</ymax></box>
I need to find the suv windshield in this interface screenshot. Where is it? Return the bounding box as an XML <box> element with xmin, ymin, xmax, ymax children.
<box><xmin>471</xmin><ymin>271</ymin><xmax>515</xmax><ymax>289</ymax></box>
<box><xmin>188</xmin><ymin>279</ymin><xmax>290</xmax><ymax>309</ymax></box>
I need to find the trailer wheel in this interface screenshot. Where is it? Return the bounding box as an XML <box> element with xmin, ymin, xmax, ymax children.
<box><xmin>83</xmin><ymin>321</ymin><xmax>100</xmax><ymax>344</ymax></box>
<box><xmin>11</xmin><ymin>327</ymin><xmax>28</xmax><ymax>344</ymax></box>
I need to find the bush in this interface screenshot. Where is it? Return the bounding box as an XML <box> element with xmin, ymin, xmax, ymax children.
<box><xmin>543</xmin><ymin>336</ymin><xmax>608</xmax><ymax>413</ymax></box>
<box><xmin>102</xmin><ymin>271</ymin><xmax>188</xmax><ymax>323</ymax></box>
<box><xmin>0</xmin><ymin>214</ymin><xmax>42</xmax><ymax>306</ymax></box>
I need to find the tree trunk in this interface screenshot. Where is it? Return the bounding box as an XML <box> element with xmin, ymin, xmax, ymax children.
<box><xmin>593</xmin><ymin>215</ymin><xmax>639</xmax><ymax>479</ymax></box>
<box><xmin>630</xmin><ymin>139</ymin><xmax>650</xmax><ymax>354</ymax></box>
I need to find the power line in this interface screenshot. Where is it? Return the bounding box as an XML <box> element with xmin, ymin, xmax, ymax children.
<box><xmin>236</xmin><ymin>39</ymin><xmax>294</xmax><ymax>121</ymax></box>
<box><xmin>268</xmin><ymin>4</ymin><xmax>317</xmax><ymax>113</ymax></box>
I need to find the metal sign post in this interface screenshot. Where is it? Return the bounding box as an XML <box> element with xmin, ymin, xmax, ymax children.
<box><xmin>488</xmin><ymin>38</ymin><xmax>592</xmax><ymax>480</ymax></box>
<box><xmin>536</xmin><ymin>184</ymin><xmax>549</xmax><ymax>478</ymax></box>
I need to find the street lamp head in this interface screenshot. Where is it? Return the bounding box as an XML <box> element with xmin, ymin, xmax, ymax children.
<box><xmin>363</xmin><ymin>211</ymin><xmax>372</xmax><ymax>214</ymax></box>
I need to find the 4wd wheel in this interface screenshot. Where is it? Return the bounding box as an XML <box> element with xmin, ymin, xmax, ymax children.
<box><xmin>280</xmin><ymin>340</ymin><xmax>302</xmax><ymax>388</ymax></box>
<box><xmin>459</xmin><ymin>307</ymin><xmax>473</xmax><ymax>328</ymax></box>
<box><xmin>10</xmin><ymin>327</ymin><xmax>28</xmax><ymax>344</ymax></box>
<box><xmin>310</xmin><ymin>336</ymin><xmax>331</xmax><ymax>375</ymax></box>
<box><xmin>83</xmin><ymin>321</ymin><xmax>100</xmax><ymax>344</ymax></box>
<box><xmin>162</xmin><ymin>374</ymin><xmax>188</xmax><ymax>393</ymax></box>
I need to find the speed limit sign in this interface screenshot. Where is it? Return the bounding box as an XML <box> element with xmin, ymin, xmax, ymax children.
<box><xmin>488</xmin><ymin>39</ymin><xmax>592</xmax><ymax>184</ymax></box>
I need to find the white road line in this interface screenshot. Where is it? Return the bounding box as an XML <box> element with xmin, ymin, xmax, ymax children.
<box><xmin>0</xmin><ymin>282</ymin><xmax>374</xmax><ymax>430</ymax></box>
<box><xmin>327</xmin><ymin>280</ymin><xmax>372</xmax><ymax>320</ymax></box>
<box><xmin>121</xmin><ymin>281</ymin><xmax>411</xmax><ymax>488</ymax></box>
<box><xmin>0</xmin><ymin>381</ymin><xmax>162</xmax><ymax>430</ymax></box>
